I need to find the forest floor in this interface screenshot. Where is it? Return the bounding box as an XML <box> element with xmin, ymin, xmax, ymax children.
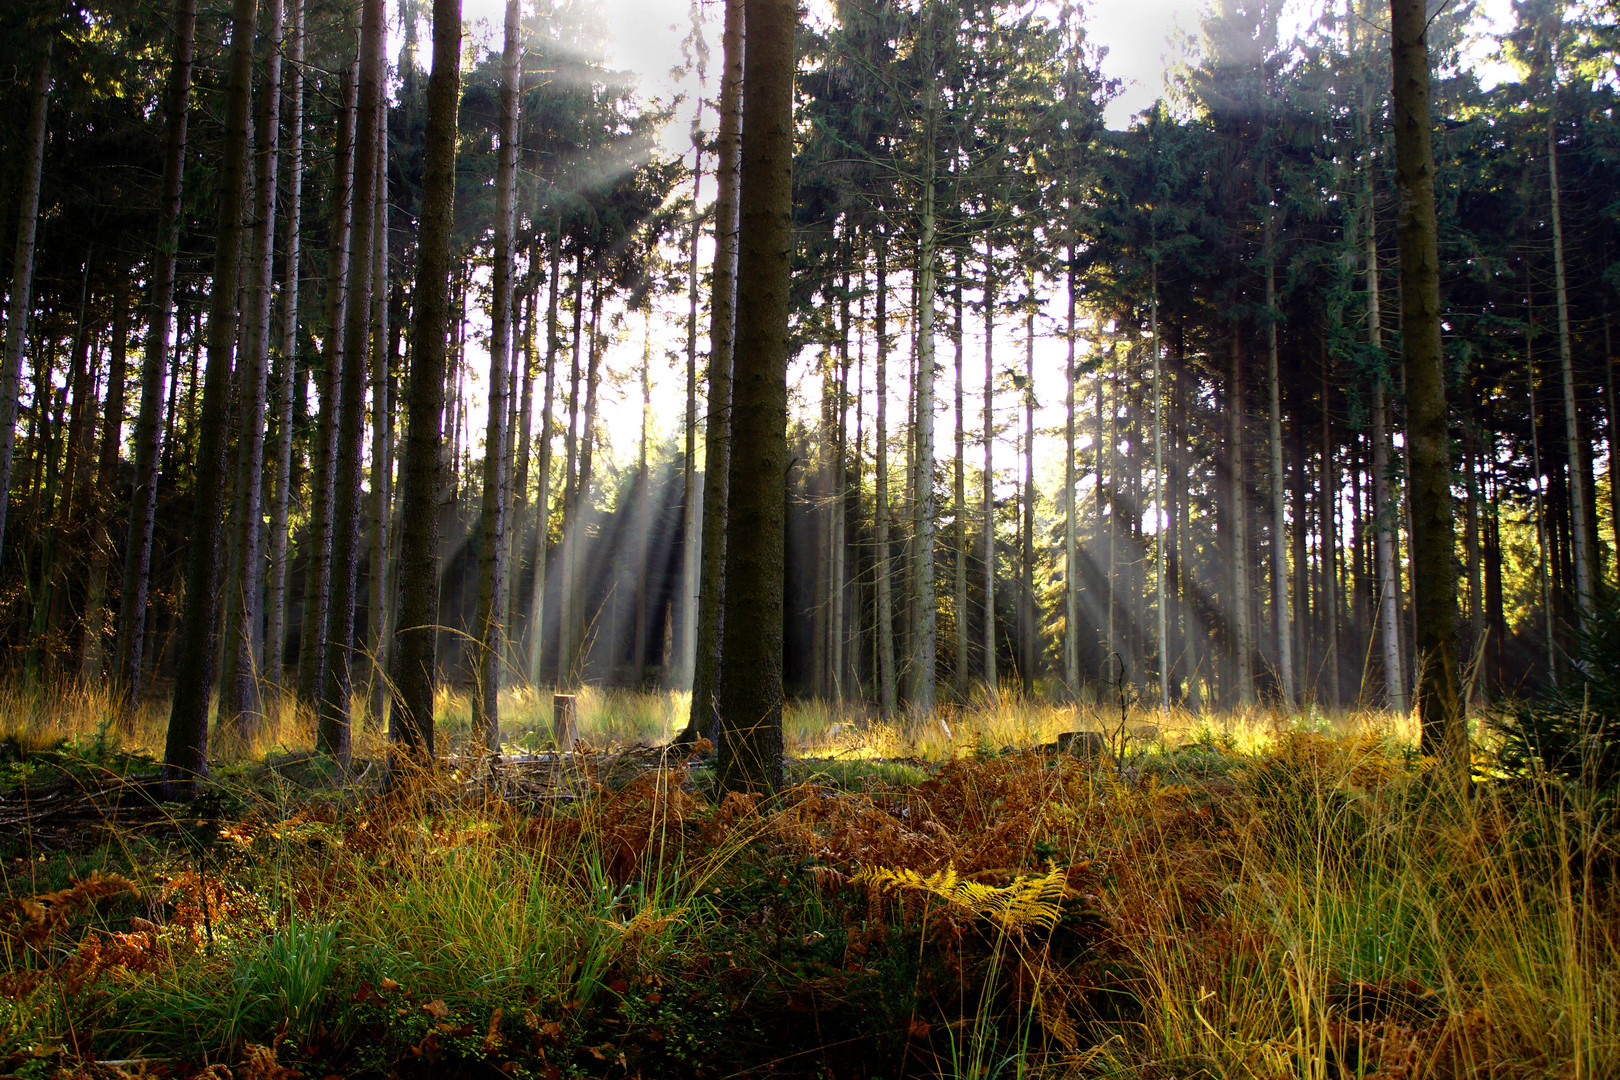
<box><xmin>0</xmin><ymin>687</ymin><xmax>1615</xmax><ymax>1079</ymax></box>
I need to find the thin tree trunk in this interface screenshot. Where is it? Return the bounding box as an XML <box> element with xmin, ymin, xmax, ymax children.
<box><xmin>1152</xmin><ymin>276</ymin><xmax>1169</xmax><ymax>712</ymax></box>
<box><xmin>367</xmin><ymin>71</ymin><xmax>392</xmax><ymax>728</ymax></box>
<box><xmin>298</xmin><ymin>65</ymin><xmax>358</xmax><ymax>708</ymax></box>
<box><xmin>526</xmin><ymin>225</ymin><xmax>561</xmax><ymax>686</ymax></box>
<box><xmin>0</xmin><ymin>47</ymin><xmax>51</xmax><ymax>566</ymax></box>
<box><xmin>955</xmin><ymin>260</ymin><xmax>970</xmax><ymax>699</ymax></box>
<box><xmin>676</xmin><ymin>117</ymin><xmax>703</xmax><ymax>692</ymax></box>
<box><xmin>1064</xmin><ymin>249</ymin><xmax>1078</xmax><ymax>698</ymax></box>
<box><xmin>473</xmin><ymin>0</ymin><xmax>519</xmax><ymax>751</ymax></box>
<box><xmin>1021</xmin><ymin>286</ymin><xmax>1035</xmax><ymax>699</ymax></box>
<box><xmin>982</xmin><ymin>257</ymin><xmax>997</xmax><ymax>694</ymax></box>
<box><xmin>684</xmin><ymin>0</ymin><xmax>741</xmax><ymax>740</ymax></box>
<box><xmin>1264</xmin><ymin>246</ymin><xmax>1293</xmax><ymax>707</ymax></box>
<box><xmin>117</xmin><ymin>0</ymin><xmax>194</xmax><ymax>713</ymax></box>
<box><xmin>1229</xmin><ymin>327</ymin><xmax>1255</xmax><ymax>705</ymax></box>
<box><xmin>1548</xmin><ymin>102</ymin><xmax>1594</xmax><ymax>623</ymax></box>
<box><xmin>164</xmin><ymin>0</ymin><xmax>259</xmax><ymax>798</ymax></box>
<box><xmin>391</xmin><ymin>0</ymin><xmax>463</xmax><ymax>760</ymax></box>
<box><xmin>874</xmin><ymin>240</ymin><xmax>897</xmax><ymax>716</ymax></box>
<box><xmin>81</xmin><ymin>267</ymin><xmax>131</xmax><ymax>682</ymax></box>
<box><xmin>220</xmin><ymin>0</ymin><xmax>286</xmax><ymax>741</ymax></box>
<box><xmin>266</xmin><ymin>0</ymin><xmax>305</xmax><ymax>690</ymax></box>
<box><xmin>1320</xmin><ymin>343</ymin><xmax>1341</xmax><ymax>708</ymax></box>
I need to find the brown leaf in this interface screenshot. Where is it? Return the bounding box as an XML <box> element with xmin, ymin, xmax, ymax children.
<box><xmin>908</xmin><ymin>1019</ymin><xmax>932</xmax><ymax>1038</ymax></box>
<box><xmin>422</xmin><ymin>999</ymin><xmax>449</xmax><ymax>1019</ymax></box>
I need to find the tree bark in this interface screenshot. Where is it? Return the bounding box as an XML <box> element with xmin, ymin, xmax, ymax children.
<box><xmin>716</xmin><ymin>0</ymin><xmax>793</xmax><ymax>796</ymax></box>
<box><xmin>908</xmin><ymin>145</ymin><xmax>938</xmax><ymax>713</ymax></box>
<box><xmin>473</xmin><ymin>0</ymin><xmax>520</xmax><ymax>751</ymax></box>
<box><xmin>1228</xmin><ymin>327</ymin><xmax>1255</xmax><ymax>705</ymax></box>
<box><xmin>266</xmin><ymin>0</ymin><xmax>305</xmax><ymax>690</ymax></box>
<box><xmin>320</xmin><ymin>0</ymin><xmax>384</xmax><ymax>769</ymax></box>
<box><xmin>219</xmin><ymin>0</ymin><xmax>286</xmax><ymax>742</ymax></box>
<box><xmin>1264</xmin><ymin>245</ymin><xmax>1293</xmax><ymax>707</ymax></box>
<box><xmin>0</xmin><ymin>46</ymin><xmax>52</xmax><ymax>567</ymax></box>
<box><xmin>874</xmin><ymin>240</ymin><xmax>897</xmax><ymax>716</ymax></box>
<box><xmin>981</xmin><ymin>256</ymin><xmax>997</xmax><ymax>694</ymax></box>
<box><xmin>118</xmin><ymin>0</ymin><xmax>195</xmax><ymax>715</ymax></box>
<box><xmin>683</xmin><ymin>0</ymin><xmax>741</xmax><ymax>741</ymax></box>
<box><xmin>391</xmin><ymin>0</ymin><xmax>462</xmax><ymax>760</ymax></box>
<box><xmin>165</xmin><ymin>0</ymin><xmax>259</xmax><ymax>798</ymax></box>
<box><xmin>297</xmin><ymin>65</ymin><xmax>358</xmax><ymax>709</ymax></box>
<box><xmin>1547</xmin><ymin>101</ymin><xmax>1594</xmax><ymax>624</ymax></box>
<box><xmin>1390</xmin><ymin>0</ymin><xmax>1464</xmax><ymax>774</ymax></box>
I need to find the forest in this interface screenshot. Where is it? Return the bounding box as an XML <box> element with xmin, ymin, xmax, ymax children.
<box><xmin>0</xmin><ymin>0</ymin><xmax>1618</xmax><ymax>1073</ymax></box>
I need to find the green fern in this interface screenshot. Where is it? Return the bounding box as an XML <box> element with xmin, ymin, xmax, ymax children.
<box><xmin>854</xmin><ymin>863</ymin><xmax>1066</xmax><ymax>932</ymax></box>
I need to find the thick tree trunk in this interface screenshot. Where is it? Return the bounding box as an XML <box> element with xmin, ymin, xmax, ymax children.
<box><xmin>1391</xmin><ymin>0</ymin><xmax>1464</xmax><ymax>773</ymax></box>
<box><xmin>219</xmin><ymin>0</ymin><xmax>285</xmax><ymax>741</ymax></box>
<box><xmin>473</xmin><ymin>0</ymin><xmax>519</xmax><ymax>751</ymax></box>
<box><xmin>165</xmin><ymin>0</ymin><xmax>258</xmax><ymax>798</ymax></box>
<box><xmin>0</xmin><ymin>47</ymin><xmax>51</xmax><ymax>567</ymax></box>
<box><xmin>391</xmin><ymin>0</ymin><xmax>463</xmax><ymax>760</ymax></box>
<box><xmin>716</xmin><ymin>0</ymin><xmax>793</xmax><ymax>795</ymax></box>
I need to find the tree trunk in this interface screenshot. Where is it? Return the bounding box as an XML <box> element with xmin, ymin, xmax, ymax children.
<box><xmin>676</xmin><ymin>118</ymin><xmax>704</xmax><ymax>693</ymax></box>
<box><xmin>298</xmin><ymin>65</ymin><xmax>358</xmax><ymax>709</ymax></box>
<box><xmin>908</xmin><ymin>157</ymin><xmax>938</xmax><ymax>713</ymax></box>
<box><xmin>118</xmin><ymin>0</ymin><xmax>196</xmax><ymax>715</ymax></box>
<box><xmin>1263</xmin><ymin>248</ymin><xmax>1293</xmax><ymax>707</ymax></box>
<box><xmin>526</xmin><ymin>226</ymin><xmax>561</xmax><ymax>686</ymax></box>
<box><xmin>0</xmin><ymin>46</ymin><xmax>51</xmax><ymax>566</ymax></box>
<box><xmin>319</xmin><ymin>0</ymin><xmax>384</xmax><ymax>769</ymax></box>
<box><xmin>391</xmin><ymin>0</ymin><xmax>463</xmax><ymax>761</ymax></box>
<box><xmin>219</xmin><ymin>0</ymin><xmax>285</xmax><ymax>742</ymax></box>
<box><xmin>165</xmin><ymin>0</ymin><xmax>258</xmax><ymax>798</ymax></box>
<box><xmin>81</xmin><ymin>266</ymin><xmax>131</xmax><ymax>682</ymax></box>
<box><xmin>367</xmin><ymin>72</ymin><xmax>392</xmax><ymax>728</ymax></box>
<box><xmin>266</xmin><ymin>0</ymin><xmax>305</xmax><ymax>690</ymax></box>
<box><xmin>981</xmin><ymin>257</ymin><xmax>997</xmax><ymax>694</ymax></box>
<box><xmin>1548</xmin><ymin>103</ymin><xmax>1594</xmax><ymax>623</ymax></box>
<box><xmin>1228</xmin><ymin>327</ymin><xmax>1255</xmax><ymax>705</ymax></box>
<box><xmin>1320</xmin><ymin>343</ymin><xmax>1340</xmax><ymax>708</ymax></box>
<box><xmin>1391</xmin><ymin>0</ymin><xmax>1464</xmax><ymax>774</ymax></box>
<box><xmin>955</xmin><ymin>262</ymin><xmax>970</xmax><ymax>699</ymax></box>
<box><xmin>874</xmin><ymin>240</ymin><xmax>897</xmax><ymax>717</ymax></box>
<box><xmin>1020</xmin><ymin>287</ymin><xmax>1035</xmax><ymax>700</ymax></box>
<box><xmin>473</xmin><ymin>0</ymin><xmax>519</xmax><ymax>750</ymax></box>
<box><xmin>716</xmin><ymin>0</ymin><xmax>793</xmax><ymax>795</ymax></box>
<box><xmin>682</xmin><ymin>0</ymin><xmax>740</xmax><ymax>739</ymax></box>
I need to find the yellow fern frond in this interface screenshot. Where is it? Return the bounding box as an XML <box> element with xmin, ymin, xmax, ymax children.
<box><xmin>855</xmin><ymin>863</ymin><xmax>1066</xmax><ymax>932</ymax></box>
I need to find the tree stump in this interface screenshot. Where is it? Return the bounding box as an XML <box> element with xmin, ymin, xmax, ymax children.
<box><xmin>553</xmin><ymin>694</ymin><xmax>577</xmax><ymax>749</ymax></box>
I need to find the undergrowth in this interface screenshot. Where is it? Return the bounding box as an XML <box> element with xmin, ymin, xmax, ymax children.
<box><xmin>0</xmin><ymin>694</ymin><xmax>1613</xmax><ymax>1077</ymax></box>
